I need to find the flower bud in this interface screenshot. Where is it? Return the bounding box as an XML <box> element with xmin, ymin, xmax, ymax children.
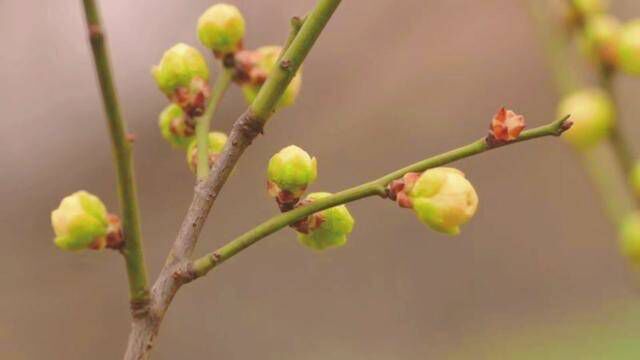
<box><xmin>619</xmin><ymin>213</ymin><xmax>640</xmax><ymax>264</ymax></box>
<box><xmin>51</xmin><ymin>191</ymin><xmax>109</xmax><ymax>251</ymax></box>
<box><xmin>406</xmin><ymin>168</ymin><xmax>479</xmax><ymax>235</ymax></box>
<box><xmin>241</xmin><ymin>46</ymin><xmax>302</xmax><ymax>109</ymax></box>
<box><xmin>556</xmin><ymin>88</ymin><xmax>615</xmax><ymax>149</ymax></box>
<box><xmin>267</xmin><ymin>145</ymin><xmax>317</xmax><ymax>204</ymax></box>
<box><xmin>579</xmin><ymin>14</ymin><xmax>620</xmax><ymax>66</ymax></box>
<box><xmin>296</xmin><ymin>192</ymin><xmax>355</xmax><ymax>251</ymax></box>
<box><xmin>617</xmin><ymin>20</ymin><xmax>640</xmax><ymax>75</ymax></box>
<box><xmin>158</xmin><ymin>104</ymin><xmax>195</xmax><ymax>149</ymax></box>
<box><xmin>186</xmin><ymin>131</ymin><xmax>228</xmax><ymax>173</ymax></box>
<box><xmin>197</xmin><ymin>4</ymin><xmax>246</xmax><ymax>55</ymax></box>
<box><xmin>489</xmin><ymin>107</ymin><xmax>526</xmax><ymax>143</ymax></box>
<box><xmin>152</xmin><ymin>43</ymin><xmax>210</xmax><ymax>117</ymax></box>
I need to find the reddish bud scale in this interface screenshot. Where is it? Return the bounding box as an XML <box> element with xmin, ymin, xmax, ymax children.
<box><xmin>386</xmin><ymin>172</ymin><xmax>421</xmax><ymax>209</ymax></box>
<box><xmin>489</xmin><ymin>107</ymin><xmax>526</xmax><ymax>143</ymax></box>
<box><xmin>169</xmin><ymin>78</ymin><xmax>211</xmax><ymax>117</ymax></box>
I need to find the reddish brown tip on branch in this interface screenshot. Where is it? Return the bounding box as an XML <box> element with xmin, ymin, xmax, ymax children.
<box><xmin>488</xmin><ymin>107</ymin><xmax>526</xmax><ymax>143</ymax></box>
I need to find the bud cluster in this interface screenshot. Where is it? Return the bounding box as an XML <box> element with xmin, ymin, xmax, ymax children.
<box><xmin>265</xmin><ymin>145</ymin><xmax>354</xmax><ymax>250</ymax></box>
<box><xmin>563</xmin><ymin>0</ymin><xmax>640</xmax><ymax>76</ymax></box>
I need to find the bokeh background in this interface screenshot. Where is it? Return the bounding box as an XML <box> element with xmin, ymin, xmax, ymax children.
<box><xmin>3</xmin><ymin>0</ymin><xmax>640</xmax><ymax>358</ymax></box>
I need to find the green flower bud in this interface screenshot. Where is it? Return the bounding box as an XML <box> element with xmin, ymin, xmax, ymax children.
<box><xmin>406</xmin><ymin>168</ymin><xmax>479</xmax><ymax>235</ymax></box>
<box><xmin>571</xmin><ymin>0</ymin><xmax>608</xmax><ymax>18</ymax></box>
<box><xmin>617</xmin><ymin>20</ymin><xmax>640</xmax><ymax>75</ymax></box>
<box><xmin>267</xmin><ymin>145</ymin><xmax>317</xmax><ymax>198</ymax></box>
<box><xmin>158</xmin><ymin>104</ymin><xmax>195</xmax><ymax>149</ymax></box>
<box><xmin>241</xmin><ymin>46</ymin><xmax>302</xmax><ymax>109</ymax></box>
<box><xmin>557</xmin><ymin>88</ymin><xmax>615</xmax><ymax>149</ymax></box>
<box><xmin>186</xmin><ymin>131</ymin><xmax>228</xmax><ymax>173</ymax></box>
<box><xmin>619</xmin><ymin>213</ymin><xmax>640</xmax><ymax>264</ymax></box>
<box><xmin>629</xmin><ymin>162</ymin><xmax>640</xmax><ymax>197</ymax></box>
<box><xmin>297</xmin><ymin>192</ymin><xmax>355</xmax><ymax>251</ymax></box>
<box><xmin>197</xmin><ymin>3</ymin><xmax>246</xmax><ymax>55</ymax></box>
<box><xmin>579</xmin><ymin>14</ymin><xmax>620</xmax><ymax>65</ymax></box>
<box><xmin>51</xmin><ymin>191</ymin><xmax>109</xmax><ymax>251</ymax></box>
<box><xmin>152</xmin><ymin>43</ymin><xmax>210</xmax><ymax>116</ymax></box>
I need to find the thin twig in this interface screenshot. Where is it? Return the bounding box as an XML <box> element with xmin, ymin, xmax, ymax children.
<box><xmin>196</xmin><ymin>67</ymin><xmax>234</xmax><ymax>180</ymax></box>
<box><xmin>190</xmin><ymin>116</ymin><xmax>572</xmax><ymax>277</ymax></box>
<box><xmin>81</xmin><ymin>0</ymin><xmax>149</xmax><ymax>307</ymax></box>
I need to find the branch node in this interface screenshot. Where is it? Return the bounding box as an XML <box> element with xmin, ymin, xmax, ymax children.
<box><xmin>130</xmin><ymin>293</ymin><xmax>151</xmax><ymax>319</ymax></box>
<box><xmin>280</xmin><ymin>59</ymin><xmax>292</xmax><ymax>71</ymax></box>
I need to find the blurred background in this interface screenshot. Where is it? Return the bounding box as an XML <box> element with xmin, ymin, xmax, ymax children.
<box><xmin>2</xmin><ymin>0</ymin><xmax>640</xmax><ymax>358</ymax></box>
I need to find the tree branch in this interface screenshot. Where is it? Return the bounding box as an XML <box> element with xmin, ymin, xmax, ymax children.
<box><xmin>81</xmin><ymin>0</ymin><xmax>149</xmax><ymax>307</ymax></box>
<box><xmin>123</xmin><ymin>1</ymin><xmax>343</xmax><ymax>359</ymax></box>
<box><xmin>196</xmin><ymin>67</ymin><xmax>233</xmax><ymax>180</ymax></box>
<box><xmin>190</xmin><ymin>116</ymin><xmax>573</xmax><ymax>278</ymax></box>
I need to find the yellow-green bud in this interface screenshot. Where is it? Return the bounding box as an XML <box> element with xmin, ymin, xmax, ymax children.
<box><xmin>152</xmin><ymin>43</ymin><xmax>210</xmax><ymax>116</ymax></box>
<box><xmin>630</xmin><ymin>162</ymin><xmax>640</xmax><ymax>197</ymax></box>
<box><xmin>579</xmin><ymin>14</ymin><xmax>620</xmax><ymax>65</ymax></box>
<box><xmin>197</xmin><ymin>4</ymin><xmax>246</xmax><ymax>54</ymax></box>
<box><xmin>297</xmin><ymin>192</ymin><xmax>355</xmax><ymax>251</ymax></box>
<box><xmin>557</xmin><ymin>88</ymin><xmax>615</xmax><ymax>149</ymax></box>
<box><xmin>619</xmin><ymin>213</ymin><xmax>640</xmax><ymax>264</ymax></box>
<box><xmin>241</xmin><ymin>46</ymin><xmax>302</xmax><ymax>109</ymax></box>
<box><xmin>51</xmin><ymin>191</ymin><xmax>109</xmax><ymax>251</ymax></box>
<box><xmin>571</xmin><ymin>0</ymin><xmax>608</xmax><ymax>18</ymax></box>
<box><xmin>406</xmin><ymin>168</ymin><xmax>479</xmax><ymax>235</ymax></box>
<box><xmin>158</xmin><ymin>104</ymin><xmax>195</xmax><ymax>149</ymax></box>
<box><xmin>617</xmin><ymin>20</ymin><xmax>640</xmax><ymax>75</ymax></box>
<box><xmin>267</xmin><ymin>145</ymin><xmax>317</xmax><ymax>198</ymax></box>
<box><xmin>186</xmin><ymin>131</ymin><xmax>228</xmax><ymax>173</ymax></box>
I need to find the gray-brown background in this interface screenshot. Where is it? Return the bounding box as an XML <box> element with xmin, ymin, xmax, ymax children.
<box><xmin>2</xmin><ymin>0</ymin><xmax>640</xmax><ymax>358</ymax></box>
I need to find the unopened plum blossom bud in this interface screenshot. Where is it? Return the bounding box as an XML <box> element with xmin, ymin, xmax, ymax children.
<box><xmin>617</xmin><ymin>20</ymin><xmax>640</xmax><ymax>75</ymax></box>
<box><xmin>267</xmin><ymin>145</ymin><xmax>317</xmax><ymax>208</ymax></box>
<box><xmin>488</xmin><ymin>107</ymin><xmax>526</xmax><ymax>143</ymax></box>
<box><xmin>158</xmin><ymin>104</ymin><xmax>195</xmax><ymax>149</ymax></box>
<box><xmin>51</xmin><ymin>191</ymin><xmax>116</xmax><ymax>251</ymax></box>
<box><xmin>186</xmin><ymin>131</ymin><xmax>228</xmax><ymax>173</ymax></box>
<box><xmin>296</xmin><ymin>192</ymin><xmax>355</xmax><ymax>251</ymax></box>
<box><xmin>152</xmin><ymin>43</ymin><xmax>210</xmax><ymax>117</ymax></box>
<box><xmin>197</xmin><ymin>3</ymin><xmax>246</xmax><ymax>55</ymax></box>
<box><xmin>557</xmin><ymin>88</ymin><xmax>615</xmax><ymax>149</ymax></box>
<box><xmin>241</xmin><ymin>46</ymin><xmax>302</xmax><ymax>109</ymax></box>
<box><xmin>619</xmin><ymin>213</ymin><xmax>640</xmax><ymax>264</ymax></box>
<box><xmin>580</xmin><ymin>14</ymin><xmax>620</xmax><ymax>66</ymax></box>
<box><xmin>406</xmin><ymin>168</ymin><xmax>479</xmax><ymax>235</ymax></box>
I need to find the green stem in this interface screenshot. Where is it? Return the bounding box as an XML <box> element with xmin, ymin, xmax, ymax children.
<box><xmin>81</xmin><ymin>0</ymin><xmax>148</xmax><ymax>304</ymax></box>
<box><xmin>251</xmin><ymin>0</ymin><xmax>341</xmax><ymax>119</ymax></box>
<box><xmin>196</xmin><ymin>67</ymin><xmax>233</xmax><ymax>180</ymax></box>
<box><xmin>191</xmin><ymin>117</ymin><xmax>571</xmax><ymax>277</ymax></box>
